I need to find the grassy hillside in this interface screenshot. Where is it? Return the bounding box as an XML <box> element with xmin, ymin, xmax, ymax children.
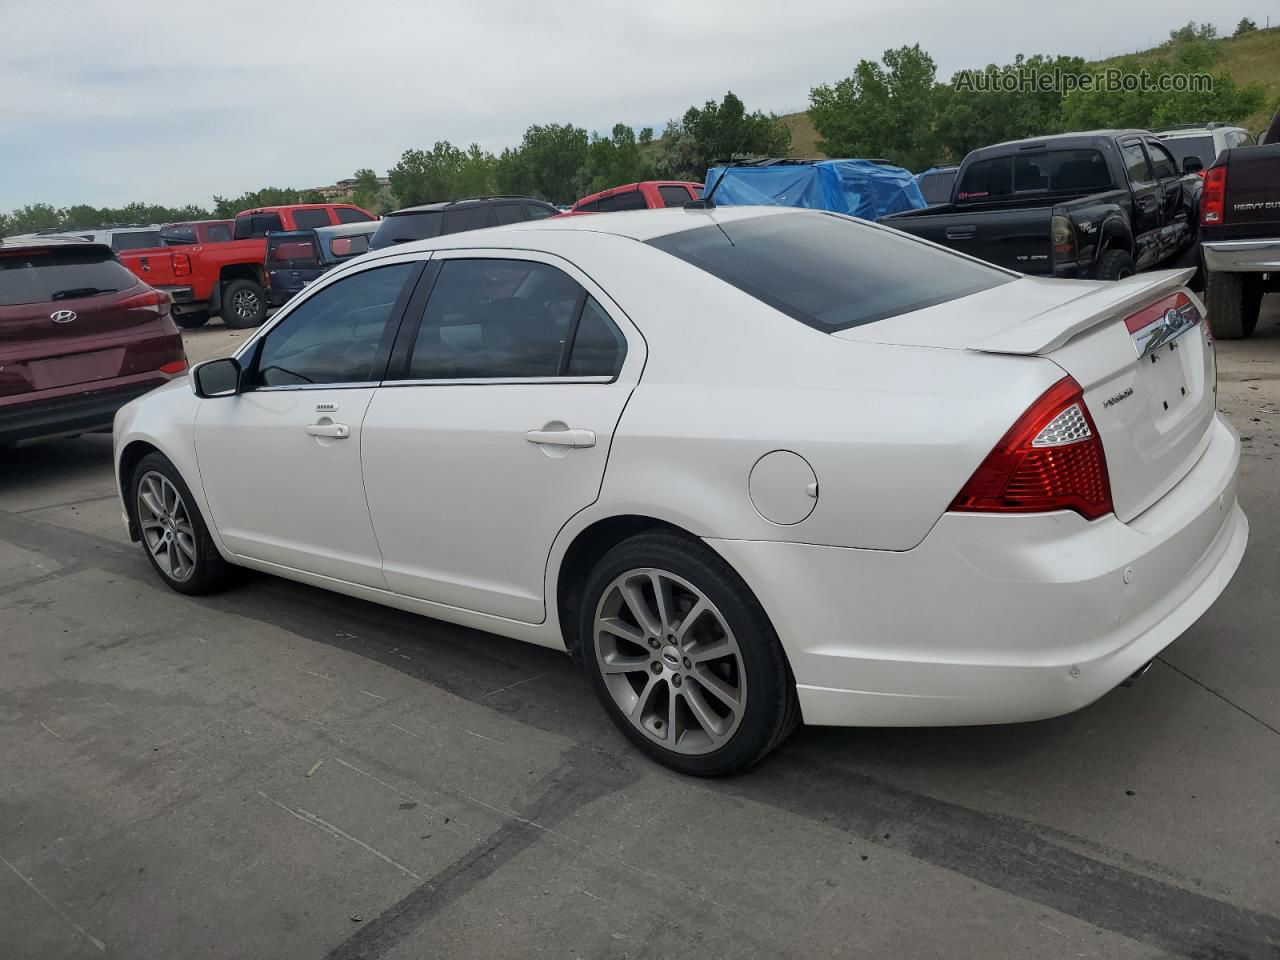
<box><xmin>776</xmin><ymin>26</ymin><xmax>1280</xmax><ymax>158</ymax></box>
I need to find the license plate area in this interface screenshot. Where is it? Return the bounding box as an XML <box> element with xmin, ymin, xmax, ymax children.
<box><xmin>28</xmin><ymin>349</ymin><xmax>125</xmax><ymax>390</ymax></box>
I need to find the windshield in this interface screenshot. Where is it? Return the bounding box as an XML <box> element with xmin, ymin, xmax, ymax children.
<box><xmin>648</xmin><ymin>212</ymin><xmax>1013</xmax><ymax>332</ymax></box>
<box><xmin>0</xmin><ymin>247</ymin><xmax>139</xmax><ymax>306</ymax></box>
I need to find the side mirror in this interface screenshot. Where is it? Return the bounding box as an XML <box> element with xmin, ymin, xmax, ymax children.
<box><xmin>1182</xmin><ymin>156</ymin><xmax>1204</xmax><ymax>174</ymax></box>
<box><xmin>191</xmin><ymin>357</ymin><xmax>242</xmax><ymax>398</ymax></box>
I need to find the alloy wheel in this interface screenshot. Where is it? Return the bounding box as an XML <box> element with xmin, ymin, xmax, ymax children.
<box><xmin>137</xmin><ymin>471</ymin><xmax>197</xmax><ymax>582</ymax></box>
<box><xmin>593</xmin><ymin>567</ymin><xmax>746</xmax><ymax>755</ymax></box>
<box><xmin>232</xmin><ymin>288</ymin><xmax>259</xmax><ymax>320</ymax></box>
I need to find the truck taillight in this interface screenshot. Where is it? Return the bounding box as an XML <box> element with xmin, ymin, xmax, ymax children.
<box><xmin>1051</xmin><ymin>215</ymin><xmax>1076</xmax><ymax>261</ymax></box>
<box><xmin>173</xmin><ymin>254</ymin><xmax>191</xmax><ymax>277</ymax></box>
<box><xmin>1201</xmin><ymin>166</ymin><xmax>1226</xmax><ymax>225</ymax></box>
<box><xmin>949</xmin><ymin>377</ymin><xmax>1112</xmax><ymax>521</ymax></box>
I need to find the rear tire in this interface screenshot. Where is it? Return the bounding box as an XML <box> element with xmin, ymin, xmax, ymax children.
<box><xmin>1204</xmin><ymin>271</ymin><xmax>1261</xmax><ymax>340</ymax></box>
<box><xmin>175</xmin><ymin>311</ymin><xmax>210</xmax><ymax>330</ymax></box>
<box><xmin>220</xmin><ymin>279</ymin><xmax>267</xmax><ymax>329</ymax></box>
<box><xmin>577</xmin><ymin>531</ymin><xmax>799</xmax><ymax>776</ymax></box>
<box><xmin>1094</xmin><ymin>249</ymin><xmax>1135</xmax><ymax>281</ymax></box>
<box><xmin>131</xmin><ymin>452</ymin><xmax>235</xmax><ymax>595</ymax></box>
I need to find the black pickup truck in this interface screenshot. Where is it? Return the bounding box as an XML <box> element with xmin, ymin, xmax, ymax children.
<box><xmin>881</xmin><ymin>130</ymin><xmax>1202</xmax><ymax>280</ymax></box>
<box><xmin>1199</xmin><ymin>142</ymin><xmax>1280</xmax><ymax>338</ymax></box>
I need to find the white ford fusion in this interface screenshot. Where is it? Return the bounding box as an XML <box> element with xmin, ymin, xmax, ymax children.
<box><xmin>113</xmin><ymin>207</ymin><xmax>1247</xmax><ymax>775</ymax></box>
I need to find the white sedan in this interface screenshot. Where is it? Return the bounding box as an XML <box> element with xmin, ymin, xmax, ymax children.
<box><xmin>113</xmin><ymin>207</ymin><xmax>1247</xmax><ymax>775</ymax></box>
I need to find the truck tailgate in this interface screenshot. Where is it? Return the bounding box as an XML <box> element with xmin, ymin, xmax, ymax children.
<box><xmin>885</xmin><ymin>205</ymin><xmax>1055</xmax><ymax>273</ymax></box>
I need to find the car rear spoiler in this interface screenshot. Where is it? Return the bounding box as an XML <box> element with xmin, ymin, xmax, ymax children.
<box><xmin>970</xmin><ymin>267</ymin><xmax>1197</xmax><ymax>355</ymax></box>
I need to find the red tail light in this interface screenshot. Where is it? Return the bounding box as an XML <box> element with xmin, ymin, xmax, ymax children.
<box><xmin>159</xmin><ymin>359</ymin><xmax>188</xmax><ymax>375</ymax></box>
<box><xmin>172</xmin><ymin>253</ymin><xmax>191</xmax><ymax>277</ymax></box>
<box><xmin>117</xmin><ymin>288</ymin><xmax>172</xmax><ymax>317</ymax></box>
<box><xmin>1200</xmin><ymin>166</ymin><xmax>1226</xmax><ymax>226</ymax></box>
<box><xmin>950</xmin><ymin>377</ymin><xmax>1113</xmax><ymax>521</ymax></box>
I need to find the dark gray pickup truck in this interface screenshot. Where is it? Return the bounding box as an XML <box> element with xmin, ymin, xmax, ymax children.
<box><xmin>1199</xmin><ymin>142</ymin><xmax>1280</xmax><ymax>338</ymax></box>
<box><xmin>881</xmin><ymin>130</ymin><xmax>1203</xmax><ymax>280</ymax></box>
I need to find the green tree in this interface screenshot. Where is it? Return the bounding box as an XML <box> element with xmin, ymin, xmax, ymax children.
<box><xmin>654</xmin><ymin>92</ymin><xmax>790</xmax><ymax>180</ymax></box>
<box><xmin>497</xmin><ymin>124</ymin><xmax>590</xmax><ymax>203</ymax></box>
<box><xmin>211</xmin><ymin>188</ymin><xmax>318</xmax><ymax>218</ymax></box>
<box><xmin>638</xmin><ymin>126</ymin><xmax>655</xmax><ymax>146</ymax></box>
<box><xmin>809</xmin><ymin>45</ymin><xmax>939</xmax><ymax>170</ymax></box>
<box><xmin>1234</xmin><ymin>17</ymin><xmax>1257</xmax><ymax>36</ymax></box>
<box><xmin>582</xmin><ymin>124</ymin><xmax>651</xmax><ymax>193</ymax></box>
<box><xmin>351</xmin><ymin>168</ymin><xmax>381</xmax><ymax>211</ymax></box>
<box><xmin>1169</xmin><ymin>20</ymin><xmax>1218</xmax><ymax>43</ymax></box>
<box><xmin>4</xmin><ymin>203</ymin><xmax>62</xmax><ymax>233</ymax></box>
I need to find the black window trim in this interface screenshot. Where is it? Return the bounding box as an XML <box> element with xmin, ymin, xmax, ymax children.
<box><xmin>382</xmin><ymin>251</ymin><xmax>630</xmax><ymax>387</ymax></box>
<box><xmin>241</xmin><ymin>259</ymin><xmax>427</xmax><ymax>392</ymax></box>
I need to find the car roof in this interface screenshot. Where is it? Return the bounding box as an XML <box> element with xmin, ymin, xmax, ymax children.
<box><xmin>965</xmin><ymin>130</ymin><xmax>1150</xmax><ymax>160</ymax></box>
<box><xmin>1155</xmin><ymin>126</ymin><xmax>1243</xmax><ymax>138</ymax></box>
<box><xmin>388</xmin><ymin>196</ymin><xmax>552</xmax><ymax>215</ymax></box>
<box><xmin>0</xmin><ymin>235</ymin><xmax>112</xmax><ymax>253</ymax></box>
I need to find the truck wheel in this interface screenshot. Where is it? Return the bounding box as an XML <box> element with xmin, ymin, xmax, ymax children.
<box><xmin>1204</xmin><ymin>271</ymin><xmax>1261</xmax><ymax>340</ymax></box>
<box><xmin>175</xmin><ymin>311</ymin><xmax>210</xmax><ymax>330</ymax></box>
<box><xmin>1094</xmin><ymin>250</ymin><xmax>1135</xmax><ymax>281</ymax></box>
<box><xmin>220</xmin><ymin>279</ymin><xmax>267</xmax><ymax>329</ymax></box>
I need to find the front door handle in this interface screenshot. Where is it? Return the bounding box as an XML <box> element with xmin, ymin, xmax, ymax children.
<box><xmin>306</xmin><ymin>422</ymin><xmax>350</xmax><ymax>439</ymax></box>
<box><xmin>525</xmin><ymin>427</ymin><xmax>595</xmax><ymax>448</ymax></box>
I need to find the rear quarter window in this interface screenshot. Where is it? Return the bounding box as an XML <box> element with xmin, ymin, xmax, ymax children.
<box><xmin>371</xmin><ymin>211</ymin><xmax>443</xmax><ymax>248</ymax></box>
<box><xmin>1</xmin><ymin>247</ymin><xmax>139</xmax><ymax>306</ymax></box>
<box><xmin>648</xmin><ymin>212</ymin><xmax>1012</xmax><ymax>332</ymax></box>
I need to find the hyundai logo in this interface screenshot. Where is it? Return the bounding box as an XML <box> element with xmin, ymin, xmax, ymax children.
<box><xmin>50</xmin><ymin>310</ymin><xmax>77</xmax><ymax>324</ymax></box>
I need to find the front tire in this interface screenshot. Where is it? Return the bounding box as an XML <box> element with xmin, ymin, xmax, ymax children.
<box><xmin>578</xmin><ymin>532</ymin><xmax>799</xmax><ymax>776</ymax></box>
<box><xmin>132</xmin><ymin>452</ymin><xmax>235</xmax><ymax>595</ymax></box>
<box><xmin>220</xmin><ymin>279</ymin><xmax>267</xmax><ymax>329</ymax></box>
<box><xmin>1204</xmin><ymin>271</ymin><xmax>1261</xmax><ymax>340</ymax></box>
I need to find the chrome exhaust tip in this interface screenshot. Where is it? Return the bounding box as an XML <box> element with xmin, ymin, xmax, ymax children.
<box><xmin>1121</xmin><ymin>660</ymin><xmax>1154</xmax><ymax>688</ymax></box>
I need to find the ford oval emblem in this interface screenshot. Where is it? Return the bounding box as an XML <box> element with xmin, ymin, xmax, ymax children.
<box><xmin>50</xmin><ymin>310</ymin><xmax>77</xmax><ymax>324</ymax></box>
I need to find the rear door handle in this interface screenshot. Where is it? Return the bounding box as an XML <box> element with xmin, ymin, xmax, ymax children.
<box><xmin>525</xmin><ymin>428</ymin><xmax>595</xmax><ymax>448</ymax></box>
<box><xmin>306</xmin><ymin>422</ymin><xmax>350</xmax><ymax>439</ymax></box>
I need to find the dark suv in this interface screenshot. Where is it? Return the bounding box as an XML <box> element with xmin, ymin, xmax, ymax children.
<box><xmin>368</xmin><ymin>196</ymin><xmax>559</xmax><ymax>250</ymax></box>
<box><xmin>0</xmin><ymin>237</ymin><xmax>187</xmax><ymax>446</ymax></box>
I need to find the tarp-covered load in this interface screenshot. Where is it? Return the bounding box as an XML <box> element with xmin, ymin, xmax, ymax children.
<box><xmin>703</xmin><ymin>159</ymin><xmax>927</xmax><ymax>221</ymax></box>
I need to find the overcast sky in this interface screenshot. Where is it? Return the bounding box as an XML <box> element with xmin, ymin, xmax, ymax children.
<box><xmin>0</xmin><ymin>0</ymin><xmax>1267</xmax><ymax>210</ymax></box>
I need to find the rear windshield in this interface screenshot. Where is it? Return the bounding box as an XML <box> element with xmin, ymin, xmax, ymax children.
<box><xmin>1160</xmin><ymin>136</ymin><xmax>1216</xmax><ymax>170</ymax></box>
<box><xmin>0</xmin><ymin>247</ymin><xmax>139</xmax><ymax>306</ymax></box>
<box><xmin>111</xmin><ymin>231</ymin><xmax>161</xmax><ymax>252</ymax></box>
<box><xmin>648</xmin><ymin>212</ymin><xmax>1012</xmax><ymax>332</ymax></box>
<box><xmin>956</xmin><ymin>149</ymin><xmax>1111</xmax><ymax>201</ymax></box>
<box><xmin>917</xmin><ymin>168</ymin><xmax>957</xmax><ymax>204</ymax></box>
<box><xmin>370</xmin><ymin>211</ymin><xmax>443</xmax><ymax>248</ymax></box>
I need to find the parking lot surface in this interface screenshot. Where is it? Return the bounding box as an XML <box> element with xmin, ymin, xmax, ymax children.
<box><xmin>3</xmin><ymin>303</ymin><xmax>1279</xmax><ymax>959</ymax></box>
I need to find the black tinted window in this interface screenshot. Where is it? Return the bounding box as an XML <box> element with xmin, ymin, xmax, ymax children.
<box><xmin>293</xmin><ymin>209</ymin><xmax>332</xmax><ymax>230</ymax></box>
<box><xmin>597</xmin><ymin>191</ymin><xmax>647</xmax><ymax>212</ymax></box>
<box><xmin>1122</xmin><ymin>142</ymin><xmax>1151</xmax><ymax>181</ymax></box>
<box><xmin>659</xmin><ymin>186</ymin><xmax>692</xmax><ymax>207</ymax></box>
<box><xmin>918</xmin><ymin>169</ymin><xmax>957</xmax><ymax>204</ymax></box>
<box><xmin>336</xmin><ymin>207</ymin><xmax>374</xmax><ymax>224</ymax></box>
<box><xmin>441</xmin><ymin>206</ymin><xmax>496</xmax><ymax>234</ymax></box>
<box><xmin>956</xmin><ymin>157</ymin><xmax>1011</xmax><ymax>200</ymax></box>
<box><xmin>0</xmin><ymin>247</ymin><xmax>138</xmax><ymax>306</ymax></box>
<box><xmin>235</xmin><ymin>214</ymin><xmax>284</xmax><ymax>239</ymax></box>
<box><xmin>371</xmin><ymin>211</ymin><xmax>443</xmax><ymax>249</ymax></box>
<box><xmin>649</xmin><ymin>212</ymin><xmax>1011</xmax><ymax>332</ymax></box>
<box><xmin>574</xmin><ymin>200</ymin><xmax>599</xmax><ymax>213</ymax></box>
<box><xmin>111</xmin><ymin>231</ymin><xmax>160</xmax><ymax>252</ymax></box>
<box><xmin>492</xmin><ymin>204</ymin><xmax>526</xmax><ymax>225</ymax></box>
<box><xmin>407</xmin><ymin>259</ymin><xmax>581</xmax><ymax>379</ymax></box>
<box><xmin>255</xmin><ymin>263</ymin><xmax>413</xmax><ymax>387</ymax></box>
<box><xmin>160</xmin><ymin>226</ymin><xmax>198</xmax><ymax>245</ymax></box>
<box><xmin>525</xmin><ymin>203</ymin><xmax>558</xmax><ymax>220</ymax></box>
<box><xmin>1145</xmin><ymin>140</ymin><xmax>1177</xmax><ymax>179</ymax></box>
<box><xmin>566</xmin><ymin>297</ymin><xmax>626</xmax><ymax>376</ymax></box>
<box><xmin>1160</xmin><ymin>136</ymin><xmax>1215</xmax><ymax>170</ymax></box>
<box><xmin>207</xmin><ymin>224</ymin><xmax>232</xmax><ymax>242</ymax></box>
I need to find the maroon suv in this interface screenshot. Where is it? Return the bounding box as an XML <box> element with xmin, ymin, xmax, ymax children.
<box><xmin>0</xmin><ymin>238</ymin><xmax>188</xmax><ymax>446</ymax></box>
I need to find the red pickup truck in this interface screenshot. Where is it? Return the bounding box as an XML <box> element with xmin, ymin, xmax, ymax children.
<box><xmin>119</xmin><ymin>204</ymin><xmax>375</xmax><ymax>328</ymax></box>
<box><xmin>567</xmin><ymin>181</ymin><xmax>703</xmax><ymax>214</ymax></box>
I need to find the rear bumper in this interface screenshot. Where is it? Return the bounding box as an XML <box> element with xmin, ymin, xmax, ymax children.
<box><xmin>155</xmin><ymin>285</ymin><xmax>196</xmax><ymax>305</ymax></box>
<box><xmin>1201</xmin><ymin>238</ymin><xmax>1280</xmax><ymax>273</ymax></box>
<box><xmin>0</xmin><ymin>376</ymin><xmax>171</xmax><ymax>444</ymax></box>
<box><xmin>707</xmin><ymin>412</ymin><xmax>1246</xmax><ymax>727</ymax></box>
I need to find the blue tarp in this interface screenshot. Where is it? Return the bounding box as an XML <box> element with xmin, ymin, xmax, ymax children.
<box><xmin>704</xmin><ymin>160</ymin><xmax>926</xmax><ymax>220</ymax></box>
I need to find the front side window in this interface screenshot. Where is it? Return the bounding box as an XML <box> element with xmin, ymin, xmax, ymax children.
<box><xmin>1145</xmin><ymin>140</ymin><xmax>1177</xmax><ymax>179</ymax></box>
<box><xmin>597</xmin><ymin>191</ymin><xmax>647</xmax><ymax>212</ymax></box>
<box><xmin>235</xmin><ymin>213</ymin><xmax>284</xmax><ymax>239</ymax></box>
<box><xmin>1121</xmin><ymin>142</ymin><xmax>1151</xmax><ymax>182</ymax></box>
<box><xmin>407</xmin><ymin>259</ymin><xmax>584</xmax><ymax>379</ymax></box>
<box><xmin>292</xmin><ymin>209</ymin><xmax>332</xmax><ymax>230</ymax></box>
<box><xmin>254</xmin><ymin>263</ymin><xmax>414</xmax><ymax>387</ymax></box>
<box><xmin>659</xmin><ymin>185</ymin><xmax>693</xmax><ymax>207</ymax></box>
<box><xmin>649</xmin><ymin>212</ymin><xmax>1012</xmax><ymax>332</ymax></box>
<box><xmin>336</xmin><ymin>207</ymin><xmax>374</xmax><ymax>224</ymax></box>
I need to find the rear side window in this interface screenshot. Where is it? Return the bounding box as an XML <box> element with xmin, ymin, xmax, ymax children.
<box><xmin>292</xmin><ymin>209</ymin><xmax>332</xmax><ymax>230</ymax></box>
<box><xmin>565</xmin><ymin>297</ymin><xmax>626</xmax><ymax>376</ymax></box>
<box><xmin>406</xmin><ymin>258</ymin><xmax>584</xmax><ymax>379</ymax></box>
<box><xmin>335</xmin><ymin>207</ymin><xmax>374</xmax><ymax>224</ymax></box>
<box><xmin>441</xmin><ymin>206</ymin><xmax>496</xmax><ymax>234</ymax></box>
<box><xmin>659</xmin><ymin>185</ymin><xmax>693</xmax><ymax>207</ymax></box>
<box><xmin>0</xmin><ymin>247</ymin><xmax>139</xmax><ymax>306</ymax></box>
<box><xmin>492</xmin><ymin>203</ymin><xmax>526</xmax><ymax>225</ymax></box>
<box><xmin>597</xmin><ymin>191</ymin><xmax>647</xmax><ymax>212</ymax></box>
<box><xmin>371</xmin><ymin>211</ymin><xmax>443</xmax><ymax>248</ymax></box>
<box><xmin>111</xmin><ymin>231</ymin><xmax>161</xmax><ymax>252</ymax></box>
<box><xmin>207</xmin><ymin>224</ymin><xmax>232</xmax><ymax>242</ymax></box>
<box><xmin>648</xmin><ymin>212</ymin><xmax>1012</xmax><ymax>332</ymax></box>
<box><xmin>235</xmin><ymin>213</ymin><xmax>284</xmax><ymax>239</ymax></box>
<box><xmin>160</xmin><ymin>226</ymin><xmax>198</xmax><ymax>245</ymax></box>
<box><xmin>329</xmin><ymin>234</ymin><xmax>370</xmax><ymax>258</ymax></box>
<box><xmin>525</xmin><ymin>203</ymin><xmax>558</xmax><ymax>220</ymax></box>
